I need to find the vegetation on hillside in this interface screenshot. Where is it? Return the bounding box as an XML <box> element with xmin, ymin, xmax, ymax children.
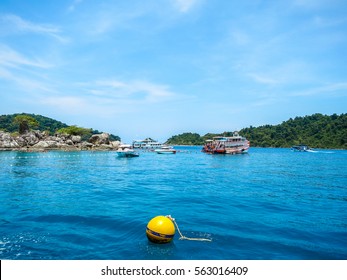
<box><xmin>1</xmin><ymin>113</ymin><xmax>345</xmax><ymax>148</ymax></box>
<box><xmin>239</xmin><ymin>113</ymin><xmax>346</xmax><ymax>148</ymax></box>
<box><xmin>166</xmin><ymin>113</ymin><xmax>347</xmax><ymax>149</ymax></box>
<box><xmin>0</xmin><ymin>113</ymin><xmax>68</xmax><ymax>134</ymax></box>
<box><xmin>165</xmin><ymin>132</ymin><xmax>202</xmax><ymax>145</ymax></box>
<box><xmin>13</xmin><ymin>115</ymin><xmax>39</xmax><ymax>134</ymax></box>
<box><xmin>56</xmin><ymin>125</ymin><xmax>94</xmax><ymax>141</ymax></box>
<box><xmin>0</xmin><ymin>113</ymin><xmax>120</xmax><ymax>141</ymax></box>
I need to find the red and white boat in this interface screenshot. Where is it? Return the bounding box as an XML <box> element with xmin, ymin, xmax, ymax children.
<box><xmin>202</xmin><ymin>132</ymin><xmax>250</xmax><ymax>154</ymax></box>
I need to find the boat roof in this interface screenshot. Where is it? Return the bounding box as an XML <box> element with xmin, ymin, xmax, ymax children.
<box><xmin>212</xmin><ymin>135</ymin><xmax>244</xmax><ymax>141</ymax></box>
<box><xmin>209</xmin><ymin>132</ymin><xmax>244</xmax><ymax>141</ymax></box>
<box><xmin>119</xmin><ymin>144</ymin><xmax>132</xmax><ymax>148</ymax></box>
<box><xmin>133</xmin><ymin>138</ymin><xmax>161</xmax><ymax>143</ymax></box>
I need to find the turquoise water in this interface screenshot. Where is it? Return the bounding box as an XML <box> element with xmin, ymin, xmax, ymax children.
<box><xmin>1</xmin><ymin>147</ymin><xmax>346</xmax><ymax>260</ymax></box>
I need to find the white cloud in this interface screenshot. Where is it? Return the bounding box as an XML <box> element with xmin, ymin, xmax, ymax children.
<box><xmin>292</xmin><ymin>82</ymin><xmax>347</xmax><ymax>97</ymax></box>
<box><xmin>2</xmin><ymin>14</ymin><xmax>59</xmax><ymax>33</ymax></box>
<box><xmin>230</xmin><ymin>30</ymin><xmax>250</xmax><ymax>46</ymax></box>
<box><xmin>247</xmin><ymin>73</ymin><xmax>279</xmax><ymax>85</ymax></box>
<box><xmin>172</xmin><ymin>0</ymin><xmax>199</xmax><ymax>13</ymax></box>
<box><xmin>91</xmin><ymin>15</ymin><xmax>116</xmax><ymax>35</ymax></box>
<box><xmin>91</xmin><ymin>79</ymin><xmax>176</xmax><ymax>103</ymax></box>
<box><xmin>80</xmin><ymin>0</ymin><xmax>200</xmax><ymax>36</ymax></box>
<box><xmin>83</xmin><ymin>3</ymin><xmax>151</xmax><ymax>36</ymax></box>
<box><xmin>0</xmin><ymin>65</ymin><xmax>53</xmax><ymax>92</ymax></box>
<box><xmin>293</xmin><ymin>0</ymin><xmax>332</xmax><ymax>9</ymax></box>
<box><xmin>32</xmin><ymin>78</ymin><xmax>182</xmax><ymax>118</ymax></box>
<box><xmin>0</xmin><ymin>44</ymin><xmax>55</xmax><ymax>92</ymax></box>
<box><xmin>0</xmin><ymin>14</ymin><xmax>67</xmax><ymax>42</ymax></box>
<box><xmin>39</xmin><ymin>96</ymin><xmax>87</xmax><ymax>112</ymax></box>
<box><xmin>0</xmin><ymin>44</ymin><xmax>52</xmax><ymax>69</ymax></box>
<box><xmin>67</xmin><ymin>0</ymin><xmax>83</xmax><ymax>13</ymax></box>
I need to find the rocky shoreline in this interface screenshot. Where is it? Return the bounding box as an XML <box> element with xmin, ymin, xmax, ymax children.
<box><xmin>0</xmin><ymin>130</ymin><xmax>121</xmax><ymax>152</ymax></box>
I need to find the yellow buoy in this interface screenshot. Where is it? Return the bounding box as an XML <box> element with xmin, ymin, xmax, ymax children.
<box><xmin>146</xmin><ymin>216</ymin><xmax>175</xmax><ymax>243</ymax></box>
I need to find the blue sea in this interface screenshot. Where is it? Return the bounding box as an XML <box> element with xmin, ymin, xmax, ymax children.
<box><xmin>1</xmin><ymin>147</ymin><xmax>346</xmax><ymax>260</ymax></box>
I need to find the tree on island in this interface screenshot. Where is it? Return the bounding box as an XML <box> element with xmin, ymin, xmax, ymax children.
<box><xmin>56</xmin><ymin>125</ymin><xmax>92</xmax><ymax>136</ymax></box>
<box><xmin>13</xmin><ymin>115</ymin><xmax>39</xmax><ymax>134</ymax></box>
<box><xmin>56</xmin><ymin>126</ymin><xmax>94</xmax><ymax>141</ymax></box>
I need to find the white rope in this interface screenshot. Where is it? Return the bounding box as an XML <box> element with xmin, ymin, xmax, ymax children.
<box><xmin>0</xmin><ymin>152</ymin><xmax>111</xmax><ymax>160</ymax></box>
<box><xmin>166</xmin><ymin>215</ymin><xmax>212</xmax><ymax>242</ymax></box>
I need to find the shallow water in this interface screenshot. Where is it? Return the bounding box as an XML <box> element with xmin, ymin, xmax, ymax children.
<box><xmin>0</xmin><ymin>147</ymin><xmax>346</xmax><ymax>259</ymax></box>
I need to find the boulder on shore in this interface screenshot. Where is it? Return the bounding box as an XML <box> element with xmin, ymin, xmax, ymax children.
<box><xmin>33</xmin><ymin>140</ymin><xmax>58</xmax><ymax>149</ymax></box>
<box><xmin>0</xmin><ymin>130</ymin><xmax>118</xmax><ymax>151</ymax></box>
<box><xmin>88</xmin><ymin>133</ymin><xmax>110</xmax><ymax>145</ymax></box>
<box><xmin>0</xmin><ymin>131</ymin><xmax>19</xmax><ymax>149</ymax></box>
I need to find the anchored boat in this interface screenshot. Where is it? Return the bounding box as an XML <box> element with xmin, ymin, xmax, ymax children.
<box><xmin>116</xmin><ymin>144</ymin><xmax>139</xmax><ymax>157</ymax></box>
<box><xmin>291</xmin><ymin>145</ymin><xmax>313</xmax><ymax>152</ymax></box>
<box><xmin>155</xmin><ymin>145</ymin><xmax>176</xmax><ymax>154</ymax></box>
<box><xmin>202</xmin><ymin>132</ymin><xmax>250</xmax><ymax>154</ymax></box>
<box><xmin>132</xmin><ymin>137</ymin><xmax>163</xmax><ymax>150</ymax></box>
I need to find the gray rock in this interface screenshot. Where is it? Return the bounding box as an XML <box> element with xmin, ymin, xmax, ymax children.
<box><xmin>0</xmin><ymin>140</ymin><xmax>19</xmax><ymax>148</ymax></box>
<box><xmin>0</xmin><ymin>129</ymin><xmax>117</xmax><ymax>151</ymax></box>
<box><xmin>0</xmin><ymin>131</ymin><xmax>20</xmax><ymax>148</ymax></box>
<box><xmin>33</xmin><ymin>141</ymin><xmax>58</xmax><ymax>149</ymax></box>
<box><xmin>71</xmin><ymin>135</ymin><xmax>81</xmax><ymax>143</ymax></box>
<box><xmin>20</xmin><ymin>131</ymin><xmax>40</xmax><ymax>146</ymax></box>
<box><xmin>65</xmin><ymin>139</ymin><xmax>74</xmax><ymax>145</ymax></box>
<box><xmin>81</xmin><ymin>142</ymin><xmax>94</xmax><ymax>148</ymax></box>
<box><xmin>88</xmin><ymin>133</ymin><xmax>110</xmax><ymax>145</ymax></box>
<box><xmin>110</xmin><ymin>141</ymin><xmax>121</xmax><ymax>149</ymax></box>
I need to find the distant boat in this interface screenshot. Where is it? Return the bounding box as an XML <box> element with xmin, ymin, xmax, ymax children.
<box><xmin>202</xmin><ymin>132</ymin><xmax>250</xmax><ymax>154</ymax></box>
<box><xmin>116</xmin><ymin>144</ymin><xmax>139</xmax><ymax>157</ymax></box>
<box><xmin>155</xmin><ymin>146</ymin><xmax>176</xmax><ymax>154</ymax></box>
<box><xmin>291</xmin><ymin>145</ymin><xmax>313</xmax><ymax>152</ymax></box>
<box><xmin>132</xmin><ymin>138</ymin><xmax>162</xmax><ymax>150</ymax></box>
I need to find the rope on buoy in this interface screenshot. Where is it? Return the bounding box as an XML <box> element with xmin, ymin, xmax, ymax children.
<box><xmin>166</xmin><ymin>215</ymin><xmax>212</xmax><ymax>242</ymax></box>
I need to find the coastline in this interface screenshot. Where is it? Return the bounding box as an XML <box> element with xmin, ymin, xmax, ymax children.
<box><xmin>0</xmin><ymin>130</ymin><xmax>121</xmax><ymax>152</ymax></box>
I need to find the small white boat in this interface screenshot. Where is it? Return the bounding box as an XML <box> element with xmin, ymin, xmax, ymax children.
<box><xmin>116</xmin><ymin>144</ymin><xmax>139</xmax><ymax>157</ymax></box>
<box><xmin>291</xmin><ymin>145</ymin><xmax>313</xmax><ymax>152</ymax></box>
<box><xmin>154</xmin><ymin>146</ymin><xmax>176</xmax><ymax>154</ymax></box>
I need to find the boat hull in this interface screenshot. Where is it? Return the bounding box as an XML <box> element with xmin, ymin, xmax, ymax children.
<box><xmin>117</xmin><ymin>152</ymin><xmax>139</xmax><ymax>157</ymax></box>
<box><xmin>202</xmin><ymin>132</ymin><xmax>250</xmax><ymax>155</ymax></box>
<box><xmin>156</xmin><ymin>151</ymin><xmax>176</xmax><ymax>154</ymax></box>
<box><xmin>291</xmin><ymin>145</ymin><xmax>312</xmax><ymax>152</ymax></box>
<box><xmin>154</xmin><ymin>146</ymin><xmax>176</xmax><ymax>154</ymax></box>
<box><xmin>212</xmin><ymin>147</ymin><xmax>249</xmax><ymax>155</ymax></box>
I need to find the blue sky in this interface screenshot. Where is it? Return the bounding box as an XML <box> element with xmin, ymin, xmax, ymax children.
<box><xmin>1</xmin><ymin>0</ymin><xmax>346</xmax><ymax>142</ymax></box>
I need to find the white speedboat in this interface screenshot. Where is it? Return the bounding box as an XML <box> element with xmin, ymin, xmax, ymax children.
<box><xmin>116</xmin><ymin>144</ymin><xmax>139</xmax><ymax>157</ymax></box>
<box><xmin>291</xmin><ymin>145</ymin><xmax>313</xmax><ymax>152</ymax></box>
<box><xmin>155</xmin><ymin>146</ymin><xmax>176</xmax><ymax>154</ymax></box>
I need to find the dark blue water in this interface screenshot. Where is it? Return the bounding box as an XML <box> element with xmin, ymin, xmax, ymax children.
<box><xmin>1</xmin><ymin>147</ymin><xmax>346</xmax><ymax>260</ymax></box>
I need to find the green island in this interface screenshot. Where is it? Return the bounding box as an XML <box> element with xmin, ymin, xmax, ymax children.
<box><xmin>0</xmin><ymin>113</ymin><xmax>346</xmax><ymax>150</ymax></box>
<box><xmin>0</xmin><ymin>113</ymin><xmax>121</xmax><ymax>151</ymax></box>
<box><xmin>166</xmin><ymin>113</ymin><xmax>347</xmax><ymax>149</ymax></box>
<box><xmin>0</xmin><ymin>113</ymin><xmax>120</xmax><ymax>141</ymax></box>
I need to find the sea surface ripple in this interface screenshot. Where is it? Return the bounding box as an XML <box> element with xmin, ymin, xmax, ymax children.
<box><xmin>0</xmin><ymin>147</ymin><xmax>346</xmax><ymax>260</ymax></box>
